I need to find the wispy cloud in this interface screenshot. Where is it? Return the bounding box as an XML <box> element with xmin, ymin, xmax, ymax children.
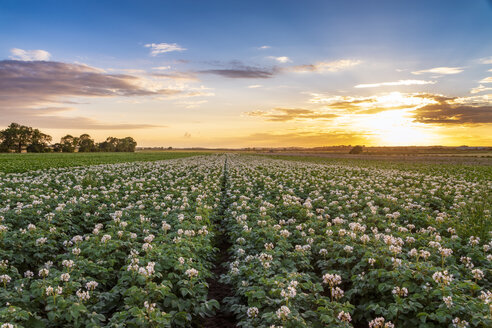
<box><xmin>412</xmin><ymin>67</ymin><xmax>463</xmax><ymax>75</ymax></box>
<box><xmin>225</xmin><ymin>131</ymin><xmax>369</xmax><ymax>147</ymax></box>
<box><xmin>479</xmin><ymin>56</ymin><xmax>492</xmax><ymax>64</ymax></box>
<box><xmin>152</xmin><ymin>66</ymin><xmax>171</xmax><ymax>70</ymax></box>
<box><xmin>0</xmin><ymin>106</ymin><xmax>161</xmax><ymax>130</ymax></box>
<box><xmin>175</xmin><ymin>99</ymin><xmax>208</xmax><ymax>108</ymax></box>
<box><xmin>479</xmin><ymin>76</ymin><xmax>492</xmax><ymax>83</ymax></box>
<box><xmin>258</xmin><ymin>45</ymin><xmax>271</xmax><ymax>50</ymax></box>
<box><xmin>354</xmin><ymin>79</ymin><xmax>436</xmax><ymax>88</ymax></box>
<box><xmin>145</xmin><ymin>43</ymin><xmax>186</xmax><ymax>56</ymax></box>
<box><xmin>151</xmin><ymin>71</ymin><xmax>198</xmax><ymax>81</ymax></box>
<box><xmin>248</xmin><ymin>84</ymin><xmax>263</xmax><ymax>88</ymax></box>
<box><xmin>199</xmin><ymin>61</ymin><xmax>274</xmax><ymax>79</ymax></box>
<box><xmin>267</xmin><ymin>56</ymin><xmax>291</xmax><ymax>63</ymax></box>
<box><xmin>308</xmin><ymin>92</ymin><xmax>433</xmax><ymax>114</ymax></box>
<box><xmin>247</xmin><ymin>107</ymin><xmax>338</xmax><ymax>121</ymax></box>
<box><xmin>470</xmin><ymin>84</ymin><xmax>492</xmax><ymax>94</ymax></box>
<box><xmin>288</xmin><ymin>59</ymin><xmax>361</xmax><ymax>73</ymax></box>
<box><xmin>10</xmin><ymin>48</ymin><xmax>51</xmax><ymax>61</ymax></box>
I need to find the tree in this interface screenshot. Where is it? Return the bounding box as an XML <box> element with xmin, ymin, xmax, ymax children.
<box><xmin>0</xmin><ymin>123</ymin><xmax>33</xmax><ymax>153</ymax></box>
<box><xmin>116</xmin><ymin>137</ymin><xmax>137</xmax><ymax>152</ymax></box>
<box><xmin>52</xmin><ymin>143</ymin><xmax>63</xmax><ymax>153</ymax></box>
<box><xmin>27</xmin><ymin>129</ymin><xmax>52</xmax><ymax>152</ymax></box>
<box><xmin>78</xmin><ymin>134</ymin><xmax>95</xmax><ymax>152</ymax></box>
<box><xmin>0</xmin><ymin>123</ymin><xmax>138</xmax><ymax>153</ymax></box>
<box><xmin>97</xmin><ymin>137</ymin><xmax>118</xmax><ymax>152</ymax></box>
<box><xmin>349</xmin><ymin>145</ymin><xmax>364</xmax><ymax>154</ymax></box>
<box><xmin>60</xmin><ymin>135</ymin><xmax>79</xmax><ymax>153</ymax></box>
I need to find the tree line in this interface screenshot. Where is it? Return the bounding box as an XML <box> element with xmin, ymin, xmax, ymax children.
<box><xmin>0</xmin><ymin>123</ymin><xmax>137</xmax><ymax>153</ymax></box>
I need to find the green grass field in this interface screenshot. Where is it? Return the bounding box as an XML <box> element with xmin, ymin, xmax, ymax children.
<box><xmin>0</xmin><ymin>151</ymin><xmax>209</xmax><ymax>173</ymax></box>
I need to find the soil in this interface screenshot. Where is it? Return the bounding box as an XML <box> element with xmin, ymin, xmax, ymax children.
<box><xmin>200</xmin><ymin>158</ymin><xmax>237</xmax><ymax>328</ymax></box>
<box><xmin>200</xmin><ymin>236</ymin><xmax>237</xmax><ymax>328</ymax></box>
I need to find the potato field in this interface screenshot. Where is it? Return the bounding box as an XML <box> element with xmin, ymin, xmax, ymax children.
<box><xmin>0</xmin><ymin>155</ymin><xmax>490</xmax><ymax>328</ymax></box>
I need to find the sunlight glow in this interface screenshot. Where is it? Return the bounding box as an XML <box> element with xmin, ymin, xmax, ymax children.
<box><xmin>354</xmin><ymin>109</ymin><xmax>441</xmax><ymax>146</ymax></box>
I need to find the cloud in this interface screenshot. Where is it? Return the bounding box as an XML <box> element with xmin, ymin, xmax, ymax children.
<box><xmin>227</xmin><ymin>131</ymin><xmax>369</xmax><ymax>147</ymax></box>
<box><xmin>354</xmin><ymin>80</ymin><xmax>436</xmax><ymax>88</ymax></box>
<box><xmin>479</xmin><ymin>56</ymin><xmax>492</xmax><ymax>64</ymax></box>
<box><xmin>152</xmin><ymin>66</ymin><xmax>171</xmax><ymax>70</ymax></box>
<box><xmin>10</xmin><ymin>48</ymin><xmax>51</xmax><ymax>61</ymax></box>
<box><xmin>308</xmin><ymin>92</ymin><xmax>434</xmax><ymax>114</ymax></box>
<box><xmin>288</xmin><ymin>59</ymin><xmax>361</xmax><ymax>73</ymax></box>
<box><xmin>175</xmin><ymin>99</ymin><xmax>208</xmax><ymax>108</ymax></box>
<box><xmin>267</xmin><ymin>56</ymin><xmax>291</xmax><ymax>63</ymax></box>
<box><xmin>470</xmin><ymin>84</ymin><xmax>492</xmax><ymax>94</ymax></box>
<box><xmin>0</xmin><ymin>107</ymin><xmax>161</xmax><ymax>130</ymax></box>
<box><xmin>198</xmin><ymin>58</ymin><xmax>360</xmax><ymax>79</ymax></box>
<box><xmin>411</xmin><ymin>67</ymin><xmax>463</xmax><ymax>75</ymax></box>
<box><xmin>247</xmin><ymin>107</ymin><xmax>338</xmax><ymax>122</ymax></box>
<box><xmin>413</xmin><ymin>95</ymin><xmax>492</xmax><ymax>124</ymax></box>
<box><xmin>479</xmin><ymin>77</ymin><xmax>492</xmax><ymax>83</ymax></box>
<box><xmin>248</xmin><ymin>84</ymin><xmax>263</xmax><ymax>88</ymax></box>
<box><xmin>145</xmin><ymin>43</ymin><xmax>186</xmax><ymax>56</ymax></box>
<box><xmin>258</xmin><ymin>45</ymin><xmax>271</xmax><ymax>50</ymax></box>
<box><xmin>0</xmin><ymin>60</ymin><xmax>180</xmax><ymax>129</ymax></box>
<box><xmin>199</xmin><ymin>62</ymin><xmax>275</xmax><ymax>78</ymax></box>
<box><xmin>0</xmin><ymin>60</ymin><xmax>180</xmax><ymax>106</ymax></box>
<box><xmin>414</xmin><ymin>103</ymin><xmax>492</xmax><ymax>124</ymax></box>
<box><xmin>151</xmin><ymin>71</ymin><xmax>198</xmax><ymax>81</ymax></box>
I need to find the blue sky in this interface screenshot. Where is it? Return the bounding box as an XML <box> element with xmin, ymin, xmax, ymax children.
<box><xmin>1</xmin><ymin>0</ymin><xmax>492</xmax><ymax>146</ymax></box>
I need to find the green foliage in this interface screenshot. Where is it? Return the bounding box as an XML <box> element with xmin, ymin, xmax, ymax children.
<box><xmin>0</xmin><ymin>151</ymin><xmax>208</xmax><ymax>173</ymax></box>
<box><xmin>349</xmin><ymin>145</ymin><xmax>364</xmax><ymax>154</ymax></box>
<box><xmin>0</xmin><ymin>123</ymin><xmax>52</xmax><ymax>153</ymax></box>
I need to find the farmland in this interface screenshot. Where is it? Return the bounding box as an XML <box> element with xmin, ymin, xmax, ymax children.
<box><xmin>0</xmin><ymin>152</ymin><xmax>208</xmax><ymax>173</ymax></box>
<box><xmin>0</xmin><ymin>154</ymin><xmax>490</xmax><ymax>327</ymax></box>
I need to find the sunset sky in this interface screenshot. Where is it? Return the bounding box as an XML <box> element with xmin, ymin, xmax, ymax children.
<box><xmin>1</xmin><ymin>0</ymin><xmax>492</xmax><ymax>147</ymax></box>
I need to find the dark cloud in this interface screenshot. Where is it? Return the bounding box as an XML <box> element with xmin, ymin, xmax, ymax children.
<box><xmin>198</xmin><ymin>61</ymin><xmax>275</xmax><ymax>79</ymax></box>
<box><xmin>414</xmin><ymin>103</ymin><xmax>492</xmax><ymax>124</ymax></box>
<box><xmin>200</xmin><ymin>67</ymin><xmax>274</xmax><ymax>79</ymax></box>
<box><xmin>247</xmin><ymin>108</ymin><xmax>338</xmax><ymax>122</ymax></box>
<box><xmin>411</xmin><ymin>93</ymin><xmax>492</xmax><ymax>124</ymax></box>
<box><xmin>197</xmin><ymin>58</ymin><xmax>360</xmax><ymax>79</ymax></box>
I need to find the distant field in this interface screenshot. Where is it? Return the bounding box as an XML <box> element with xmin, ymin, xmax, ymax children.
<box><xmin>0</xmin><ymin>151</ymin><xmax>209</xmax><ymax>173</ymax></box>
<box><xmin>262</xmin><ymin>151</ymin><xmax>492</xmax><ymax>167</ymax></box>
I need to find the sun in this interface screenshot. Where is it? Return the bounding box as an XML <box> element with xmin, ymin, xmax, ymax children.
<box><xmin>368</xmin><ymin>110</ymin><xmax>439</xmax><ymax>145</ymax></box>
<box><xmin>351</xmin><ymin>93</ymin><xmax>442</xmax><ymax>146</ymax></box>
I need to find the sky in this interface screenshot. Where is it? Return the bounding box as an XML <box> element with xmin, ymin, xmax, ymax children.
<box><xmin>1</xmin><ymin>0</ymin><xmax>492</xmax><ymax>147</ymax></box>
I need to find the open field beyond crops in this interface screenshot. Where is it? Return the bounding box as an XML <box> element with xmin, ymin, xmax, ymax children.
<box><xmin>0</xmin><ymin>154</ymin><xmax>491</xmax><ymax>328</ymax></box>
